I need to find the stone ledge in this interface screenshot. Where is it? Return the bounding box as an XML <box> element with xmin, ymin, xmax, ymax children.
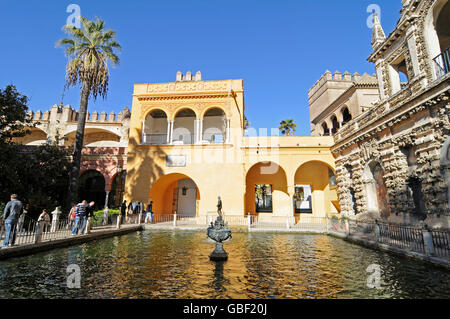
<box><xmin>0</xmin><ymin>225</ymin><xmax>143</xmax><ymax>261</ymax></box>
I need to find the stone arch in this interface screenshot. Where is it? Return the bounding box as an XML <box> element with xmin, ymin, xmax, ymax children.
<box><xmin>143</xmin><ymin>109</ymin><xmax>168</xmax><ymax>145</ymax></box>
<box><xmin>108</xmin><ymin>169</ymin><xmax>127</xmax><ymax>208</ymax></box>
<box><xmin>294</xmin><ymin>161</ymin><xmax>338</xmax><ymax>216</ymax></box>
<box><xmin>440</xmin><ymin>135</ymin><xmax>450</xmax><ymax>208</ymax></box>
<box><xmin>245</xmin><ymin>161</ymin><xmax>288</xmax><ymax>216</ymax></box>
<box><xmin>202</xmin><ymin>107</ymin><xmax>227</xmax><ymax>144</ymax></box>
<box><xmin>423</xmin><ymin>0</ymin><xmax>450</xmax><ymax>79</ymax></box>
<box><xmin>200</xmin><ymin>105</ymin><xmax>229</xmax><ymax>119</ymax></box>
<box><xmin>363</xmin><ymin>160</ymin><xmax>390</xmax><ymax>219</ymax></box>
<box><xmin>171</xmin><ymin>106</ymin><xmax>200</xmax><ymax>120</ymax></box>
<box><xmin>78</xmin><ymin>169</ymin><xmax>106</xmax><ymax>209</ymax></box>
<box><xmin>341</xmin><ymin>106</ymin><xmax>352</xmax><ymax>125</ymax></box>
<box><xmin>64</xmin><ymin>128</ymin><xmax>121</xmax><ymax>147</ymax></box>
<box><xmin>173</xmin><ymin>108</ymin><xmax>196</xmax><ymax>144</ymax></box>
<box><xmin>15</xmin><ymin>127</ymin><xmax>48</xmax><ymax>145</ymax></box>
<box><xmin>331</xmin><ymin>115</ymin><xmax>339</xmax><ymax>135</ymax></box>
<box><xmin>321</xmin><ymin>122</ymin><xmax>330</xmax><ymax>136</ymax></box>
<box><xmin>149</xmin><ymin>173</ymin><xmax>200</xmax><ymax>216</ymax></box>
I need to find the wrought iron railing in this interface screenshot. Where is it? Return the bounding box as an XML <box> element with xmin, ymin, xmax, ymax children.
<box><xmin>433</xmin><ymin>46</ymin><xmax>450</xmax><ymax>78</ymax></box>
<box><xmin>377</xmin><ymin>222</ymin><xmax>425</xmax><ymax>254</ymax></box>
<box><xmin>431</xmin><ymin>228</ymin><xmax>450</xmax><ymax>258</ymax></box>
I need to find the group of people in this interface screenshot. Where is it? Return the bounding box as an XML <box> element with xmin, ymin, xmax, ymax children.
<box><xmin>70</xmin><ymin>200</ymin><xmax>95</xmax><ymax>235</ymax></box>
<box><xmin>120</xmin><ymin>200</ymin><xmax>153</xmax><ymax>224</ymax></box>
<box><xmin>2</xmin><ymin>194</ymin><xmax>67</xmax><ymax>247</ymax></box>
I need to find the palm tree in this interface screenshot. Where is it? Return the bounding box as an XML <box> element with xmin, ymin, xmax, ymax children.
<box><xmin>244</xmin><ymin>115</ymin><xmax>250</xmax><ymax>129</ymax></box>
<box><xmin>278</xmin><ymin>119</ymin><xmax>297</xmax><ymax>136</ymax></box>
<box><xmin>56</xmin><ymin>17</ymin><xmax>121</xmax><ymax>208</ymax></box>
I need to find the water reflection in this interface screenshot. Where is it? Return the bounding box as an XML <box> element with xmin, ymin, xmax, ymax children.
<box><xmin>0</xmin><ymin>230</ymin><xmax>449</xmax><ymax>299</ymax></box>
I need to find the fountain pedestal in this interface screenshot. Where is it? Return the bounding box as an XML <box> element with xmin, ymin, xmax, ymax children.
<box><xmin>207</xmin><ymin>215</ymin><xmax>232</xmax><ymax>261</ymax></box>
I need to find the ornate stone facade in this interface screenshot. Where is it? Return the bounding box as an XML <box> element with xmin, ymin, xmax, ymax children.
<box><xmin>325</xmin><ymin>0</ymin><xmax>450</xmax><ymax>227</ymax></box>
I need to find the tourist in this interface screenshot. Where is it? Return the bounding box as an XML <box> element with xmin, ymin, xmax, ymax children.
<box><xmin>138</xmin><ymin>202</ymin><xmax>144</xmax><ymax>222</ymax></box>
<box><xmin>2</xmin><ymin>194</ymin><xmax>23</xmax><ymax>247</ymax></box>
<box><xmin>17</xmin><ymin>203</ymin><xmax>29</xmax><ymax>233</ymax></box>
<box><xmin>38</xmin><ymin>209</ymin><xmax>51</xmax><ymax>232</ymax></box>
<box><xmin>120</xmin><ymin>200</ymin><xmax>127</xmax><ymax>224</ymax></box>
<box><xmin>127</xmin><ymin>201</ymin><xmax>133</xmax><ymax>222</ymax></box>
<box><xmin>81</xmin><ymin>201</ymin><xmax>95</xmax><ymax>234</ymax></box>
<box><xmin>71</xmin><ymin>200</ymin><xmax>87</xmax><ymax>235</ymax></box>
<box><xmin>145</xmin><ymin>201</ymin><xmax>153</xmax><ymax>224</ymax></box>
<box><xmin>68</xmin><ymin>204</ymin><xmax>76</xmax><ymax>228</ymax></box>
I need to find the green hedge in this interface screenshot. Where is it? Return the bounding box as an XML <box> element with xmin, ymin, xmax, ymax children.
<box><xmin>91</xmin><ymin>209</ymin><xmax>121</xmax><ymax>227</ymax></box>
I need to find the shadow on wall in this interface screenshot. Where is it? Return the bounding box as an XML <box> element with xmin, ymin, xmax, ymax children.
<box><xmin>124</xmin><ymin>136</ymin><xmax>165</xmax><ymax>204</ymax></box>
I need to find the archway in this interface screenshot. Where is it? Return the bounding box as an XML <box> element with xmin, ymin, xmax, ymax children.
<box><xmin>424</xmin><ymin>0</ymin><xmax>450</xmax><ymax>78</ymax></box>
<box><xmin>173</xmin><ymin>108</ymin><xmax>196</xmax><ymax>144</ymax></box>
<box><xmin>440</xmin><ymin>135</ymin><xmax>450</xmax><ymax>209</ymax></box>
<box><xmin>363</xmin><ymin>161</ymin><xmax>390</xmax><ymax>219</ymax></box>
<box><xmin>331</xmin><ymin>116</ymin><xmax>339</xmax><ymax>135</ymax></box>
<box><xmin>149</xmin><ymin>173</ymin><xmax>200</xmax><ymax>217</ymax></box>
<box><xmin>342</xmin><ymin>107</ymin><xmax>352</xmax><ymax>125</ymax></box>
<box><xmin>109</xmin><ymin>171</ymin><xmax>127</xmax><ymax>208</ymax></box>
<box><xmin>294</xmin><ymin>161</ymin><xmax>338</xmax><ymax>217</ymax></box>
<box><xmin>321</xmin><ymin>123</ymin><xmax>330</xmax><ymax>136</ymax></box>
<box><xmin>245</xmin><ymin>162</ymin><xmax>288</xmax><ymax>216</ymax></box>
<box><xmin>143</xmin><ymin>109</ymin><xmax>168</xmax><ymax>145</ymax></box>
<box><xmin>78</xmin><ymin>170</ymin><xmax>106</xmax><ymax>209</ymax></box>
<box><xmin>15</xmin><ymin>127</ymin><xmax>48</xmax><ymax>145</ymax></box>
<box><xmin>202</xmin><ymin>108</ymin><xmax>226</xmax><ymax>144</ymax></box>
<box><xmin>65</xmin><ymin>128</ymin><xmax>121</xmax><ymax>147</ymax></box>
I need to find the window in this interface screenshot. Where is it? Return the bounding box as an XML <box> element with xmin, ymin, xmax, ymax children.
<box><xmin>390</xmin><ymin>55</ymin><xmax>409</xmax><ymax>94</ymax></box>
<box><xmin>322</xmin><ymin>123</ymin><xmax>330</xmax><ymax>136</ymax></box>
<box><xmin>329</xmin><ymin>168</ymin><xmax>337</xmax><ymax>187</ymax></box>
<box><xmin>255</xmin><ymin>185</ymin><xmax>272</xmax><ymax>213</ymax></box>
<box><xmin>294</xmin><ymin>185</ymin><xmax>312</xmax><ymax>213</ymax></box>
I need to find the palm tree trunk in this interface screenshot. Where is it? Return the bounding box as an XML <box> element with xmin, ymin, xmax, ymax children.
<box><xmin>67</xmin><ymin>82</ymin><xmax>91</xmax><ymax>208</ymax></box>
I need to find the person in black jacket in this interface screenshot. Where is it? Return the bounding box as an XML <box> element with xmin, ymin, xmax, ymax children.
<box><xmin>81</xmin><ymin>201</ymin><xmax>95</xmax><ymax>233</ymax></box>
<box><xmin>120</xmin><ymin>201</ymin><xmax>127</xmax><ymax>224</ymax></box>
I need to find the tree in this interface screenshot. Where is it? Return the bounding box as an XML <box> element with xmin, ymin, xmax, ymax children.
<box><xmin>0</xmin><ymin>85</ymin><xmax>33</xmax><ymax>144</ymax></box>
<box><xmin>56</xmin><ymin>17</ymin><xmax>121</xmax><ymax>208</ymax></box>
<box><xmin>244</xmin><ymin>115</ymin><xmax>250</xmax><ymax>130</ymax></box>
<box><xmin>278</xmin><ymin>119</ymin><xmax>297</xmax><ymax>136</ymax></box>
<box><xmin>0</xmin><ymin>86</ymin><xmax>72</xmax><ymax>218</ymax></box>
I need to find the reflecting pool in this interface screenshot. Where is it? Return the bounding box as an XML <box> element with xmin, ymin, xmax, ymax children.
<box><xmin>0</xmin><ymin>230</ymin><xmax>449</xmax><ymax>298</ymax></box>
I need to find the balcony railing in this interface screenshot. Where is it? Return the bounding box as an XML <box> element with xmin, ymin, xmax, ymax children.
<box><xmin>142</xmin><ymin>134</ymin><xmax>168</xmax><ymax>145</ymax></box>
<box><xmin>201</xmin><ymin>133</ymin><xmax>224</xmax><ymax>144</ymax></box>
<box><xmin>172</xmin><ymin>133</ymin><xmax>195</xmax><ymax>145</ymax></box>
<box><xmin>433</xmin><ymin>46</ymin><xmax>450</xmax><ymax>79</ymax></box>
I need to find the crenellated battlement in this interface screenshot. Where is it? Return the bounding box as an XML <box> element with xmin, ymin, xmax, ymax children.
<box><xmin>26</xmin><ymin>104</ymin><xmax>131</xmax><ymax>124</ymax></box>
<box><xmin>308</xmin><ymin>70</ymin><xmax>369</xmax><ymax>98</ymax></box>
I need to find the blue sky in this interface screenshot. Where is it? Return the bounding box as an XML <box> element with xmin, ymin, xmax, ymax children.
<box><xmin>0</xmin><ymin>0</ymin><xmax>403</xmax><ymax>136</ymax></box>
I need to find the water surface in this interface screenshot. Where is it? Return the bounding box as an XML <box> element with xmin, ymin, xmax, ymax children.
<box><xmin>0</xmin><ymin>230</ymin><xmax>449</xmax><ymax>298</ymax></box>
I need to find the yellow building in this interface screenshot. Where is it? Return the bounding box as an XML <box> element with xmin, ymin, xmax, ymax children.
<box><xmin>124</xmin><ymin>72</ymin><xmax>339</xmax><ymax>223</ymax></box>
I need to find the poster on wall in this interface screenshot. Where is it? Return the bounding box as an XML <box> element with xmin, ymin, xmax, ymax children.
<box><xmin>166</xmin><ymin>155</ymin><xmax>186</xmax><ymax>167</ymax></box>
<box><xmin>294</xmin><ymin>185</ymin><xmax>312</xmax><ymax>213</ymax></box>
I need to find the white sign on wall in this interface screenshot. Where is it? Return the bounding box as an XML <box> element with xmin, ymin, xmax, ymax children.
<box><xmin>166</xmin><ymin>155</ymin><xmax>186</xmax><ymax>167</ymax></box>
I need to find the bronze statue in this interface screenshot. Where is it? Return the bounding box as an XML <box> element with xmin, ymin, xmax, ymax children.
<box><xmin>207</xmin><ymin>196</ymin><xmax>231</xmax><ymax>261</ymax></box>
<box><xmin>217</xmin><ymin>196</ymin><xmax>223</xmax><ymax>218</ymax></box>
